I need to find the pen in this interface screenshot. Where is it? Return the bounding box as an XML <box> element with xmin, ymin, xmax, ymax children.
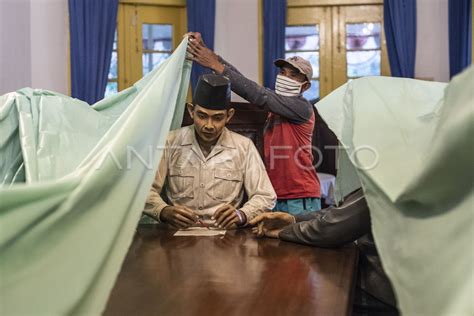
<box><xmin>198</xmin><ymin>219</ymin><xmax>211</xmax><ymax>230</ymax></box>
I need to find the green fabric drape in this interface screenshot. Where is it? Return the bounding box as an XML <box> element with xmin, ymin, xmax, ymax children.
<box><xmin>317</xmin><ymin>67</ymin><xmax>474</xmax><ymax>315</ymax></box>
<box><xmin>0</xmin><ymin>39</ymin><xmax>191</xmax><ymax>315</ymax></box>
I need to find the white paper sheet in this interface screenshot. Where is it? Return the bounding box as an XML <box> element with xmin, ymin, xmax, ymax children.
<box><xmin>174</xmin><ymin>227</ymin><xmax>226</xmax><ymax>237</ymax></box>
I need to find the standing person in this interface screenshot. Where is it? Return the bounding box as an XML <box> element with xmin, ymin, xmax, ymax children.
<box><xmin>187</xmin><ymin>32</ymin><xmax>321</xmax><ymax>215</ymax></box>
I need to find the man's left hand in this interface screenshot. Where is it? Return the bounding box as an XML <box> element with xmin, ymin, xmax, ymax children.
<box><xmin>213</xmin><ymin>205</ymin><xmax>244</xmax><ymax>229</ymax></box>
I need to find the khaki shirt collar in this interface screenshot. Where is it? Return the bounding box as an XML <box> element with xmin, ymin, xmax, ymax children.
<box><xmin>181</xmin><ymin>125</ymin><xmax>235</xmax><ymax>161</ymax></box>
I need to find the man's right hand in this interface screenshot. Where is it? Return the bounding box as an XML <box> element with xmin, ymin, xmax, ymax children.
<box><xmin>160</xmin><ymin>205</ymin><xmax>198</xmax><ymax>229</ymax></box>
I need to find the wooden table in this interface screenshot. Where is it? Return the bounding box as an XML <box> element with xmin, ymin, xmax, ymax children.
<box><xmin>104</xmin><ymin>225</ymin><xmax>358</xmax><ymax>316</ymax></box>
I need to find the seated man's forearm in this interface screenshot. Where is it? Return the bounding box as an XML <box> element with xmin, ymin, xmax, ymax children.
<box><xmin>240</xmin><ymin>141</ymin><xmax>277</xmax><ymax>223</ymax></box>
<box><xmin>143</xmin><ymin>192</ymin><xmax>169</xmax><ymax>222</ymax></box>
<box><xmin>240</xmin><ymin>195</ymin><xmax>276</xmax><ymax>224</ymax></box>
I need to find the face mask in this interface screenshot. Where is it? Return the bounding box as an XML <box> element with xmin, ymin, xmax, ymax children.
<box><xmin>275</xmin><ymin>74</ymin><xmax>306</xmax><ymax>97</ymax></box>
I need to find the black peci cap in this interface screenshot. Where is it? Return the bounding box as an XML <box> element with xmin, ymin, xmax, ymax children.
<box><xmin>193</xmin><ymin>74</ymin><xmax>231</xmax><ymax>110</ymax></box>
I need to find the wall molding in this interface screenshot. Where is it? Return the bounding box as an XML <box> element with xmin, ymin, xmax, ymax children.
<box><xmin>288</xmin><ymin>0</ymin><xmax>383</xmax><ymax>7</ymax></box>
<box><xmin>119</xmin><ymin>0</ymin><xmax>186</xmax><ymax>7</ymax></box>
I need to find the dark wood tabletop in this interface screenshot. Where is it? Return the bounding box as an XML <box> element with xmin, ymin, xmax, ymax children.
<box><xmin>104</xmin><ymin>225</ymin><xmax>358</xmax><ymax>316</ymax></box>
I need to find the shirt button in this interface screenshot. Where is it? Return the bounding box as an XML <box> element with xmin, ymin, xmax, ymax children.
<box><xmin>198</xmin><ymin>206</ymin><xmax>203</xmax><ymax>210</ymax></box>
<box><xmin>200</xmin><ymin>183</ymin><xmax>205</xmax><ymax>188</ymax></box>
<box><xmin>227</xmin><ymin>173</ymin><xmax>231</xmax><ymax>177</ymax></box>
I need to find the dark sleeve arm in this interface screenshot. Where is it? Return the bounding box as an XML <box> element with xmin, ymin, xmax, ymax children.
<box><xmin>278</xmin><ymin>190</ymin><xmax>371</xmax><ymax>248</ymax></box>
<box><xmin>218</xmin><ymin>56</ymin><xmax>243</xmax><ymax>75</ymax></box>
<box><xmin>218</xmin><ymin>58</ymin><xmax>313</xmax><ymax>124</ymax></box>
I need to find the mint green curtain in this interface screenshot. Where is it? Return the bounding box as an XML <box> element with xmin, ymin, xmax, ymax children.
<box><xmin>0</xmin><ymin>39</ymin><xmax>191</xmax><ymax>315</ymax></box>
<box><xmin>317</xmin><ymin>67</ymin><xmax>474</xmax><ymax>315</ymax></box>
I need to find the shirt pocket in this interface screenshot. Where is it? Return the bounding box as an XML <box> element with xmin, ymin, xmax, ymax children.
<box><xmin>168</xmin><ymin>167</ymin><xmax>195</xmax><ymax>199</ymax></box>
<box><xmin>210</xmin><ymin>168</ymin><xmax>243</xmax><ymax>201</ymax></box>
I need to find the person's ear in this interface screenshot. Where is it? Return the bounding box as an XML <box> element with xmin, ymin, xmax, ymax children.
<box><xmin>225</xmin><ymin>108</ymin><xmax>235</xmax><ymax>123</ymax></box>
<box><xmin>301</xmin><ymin>81</ymin><xmax>311</xmax><ymax>93</ymax></box>
<box><xmin>186</xmin><ymin>103</ymin><xmax>195</xmax><ymax>119</ymax></box>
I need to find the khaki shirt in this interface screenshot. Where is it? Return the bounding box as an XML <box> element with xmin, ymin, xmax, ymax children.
<box><xmin>144</xmin><ymin>125</ymin><xmax>276</xmax><ymax>222</ymax></box>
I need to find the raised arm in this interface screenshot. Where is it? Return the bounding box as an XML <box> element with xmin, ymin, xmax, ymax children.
<box><xmin>221</xmin><ymin>61</ymin><xmax>313</xmax><ymax>124</ymax></box>
<box><xmin>187</xmin><ymin>35</ymin><xmax>313</xmax><ymax>123</ymax></box>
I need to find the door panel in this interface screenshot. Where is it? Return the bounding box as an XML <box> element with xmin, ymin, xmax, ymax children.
<box><xmin>118</xmin><ymin>4</ymin><xmax>186</xmax><ymax>90</ymax></box>
<box><xmin>287</xmin><ymin>4</ymin><xmax>389</xmax><ymax>96</ymax></box>
<box><xmin>287</xmin><ymin>6</ymin><xmax>332</xmax><ymax>99</ymax></box>
<box><xmin>332</xmin><ymin>5</ymin><xmax>390</xmax><ymax>88</ymax></box>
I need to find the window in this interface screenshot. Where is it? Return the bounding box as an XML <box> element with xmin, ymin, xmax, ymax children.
<box><xmin>285</xmin><ymin>25</ymin><xmax>320</xmax><ymax>101</ymax></box>
<box><xmin>346</xmin><ymin>23</ymin><xmax>381</xmax><ymax>78</ymax></box>
<box><xmin>114</xmin><ymin>3</ymin><xmax>186</xmax><ymax>91</ymax></box>
<box><xmin>105</xmin><ymin>31</ymin><xmax>118</xmax><ymax>97</ymax></box>
<box><xmin>287</xmin><ymin>2</ymin><xmax>389</xmax><ymax>98</ymax></box>
<box><xmin>142</xmin><ymin>24</ymin><xmax>173</xmax><ymax>75</ymax></box>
